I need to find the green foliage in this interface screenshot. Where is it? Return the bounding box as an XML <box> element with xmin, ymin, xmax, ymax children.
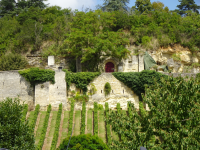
<box><xmin>73</xmin><ymin>93</ymin><xmax>89</xmax><ymax>102</ymax></box>
<box><xmin>29</xmin><ymin>104</ymin><xmax>40</xmax><ymax>131</ymax></box>
<box><xmin>176</xmin><ymin>0</ymin><xmax>200</xmax><ymax>15</ymax></box>
<box><xmin>105</xmin><ymin>102</ymin><xmax>111</xmax><ymax>145</ymax></box>
<box><xmin>88</xmin><ymin>83</ymin><xmax>97</xmax><ymax>95</ymax></box>
<box><xmin>107</xmin><ymin>76</ymin><xmax>200</xmax><ymax>149</ymax></box>
<box><xmin>19</xmin><ymin>67</ymin><xmax>55</xmax><ymax>85</ymax></box>
<box><xmin>37</xmin><ymin>104</ymin><xmax>51</xmax><ymax>150</ymax></box>
<box><xmin>80</xmin><ymin>101</ymin><xmax>86</xmax><ymax>134</ymax></box>
<box><xmin>142</xmin><ymin>36</ymin><xmax>151</xmax><ymax>45</ymax></box>
<box><xmin>21</xmin><ymin>104</ymin><xmax>28</xmax><ymax>123</ymax></box>
<box><xmin>50</xmin><ymin>103</ymin><xmax>62</xmax><ymax>150</ymax></box>
<box><xmin>139</xmin><ymin>101</ymin><xmax>147</xmax><ymax>118</ymax></box>
<box><xmin>98</xmin><ymin>104</ymin><xmax>104</xmax><ymax>110</ymax></box>
<box><xmin>94</xmin><ymin>102</ymin><xmax>98</xmax><ymax>136</ymax></box>
<box><xmin>0</xmin><ymin>53</ymin><xmax>28</xmax><ymax>71</ymax></box>
<box><xmin>0</xmin><ymin>97</ymin><xmax>35</xmax><ymax>149</ymax></box>
<box><xmin>58</xmin><ymin>134</ymin><xmax>109</xmax><ymax>150</ymax></box>
<box><xmin>134</xmin><ymin>0</ymin><xmax>152</xmax><ymax>14</ymax></box>
<box><xmin>116</xmin><ymin>103</ymin><xmax>121</xmax><ymax>114</ymax></box>
<box><xmin>171</xmin><ymin>53</ymin><xmax>181</xmax><ymax>62</ymax></box>
<box><xmin>63</xmin><ymin>69</ymin><xmax>100</xmax><ymax>93</ymax></box>
<box><xmin>98</xmin><ymin>0</ymin><xmax>130</xmax><ymax>12</ymax></box>
<box><xmin>104</xmin><ymin>82</ymin><xmax>111</xmax><ymax>96</ymax></box>
<box><xmin>112</xmin><ymin>70</ymin><xmax>167</xmax><ymax>99</ymax></box>
<box><xmin>68</xmin><ymin>100</ymin><xmax>75</xmax><ymax>136</ymax></box>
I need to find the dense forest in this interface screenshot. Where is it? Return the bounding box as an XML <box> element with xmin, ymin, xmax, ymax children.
<box><xmin>0</xmin><ymin>0</ymin><xmax>200</xmax><ymax>71</ymax></box>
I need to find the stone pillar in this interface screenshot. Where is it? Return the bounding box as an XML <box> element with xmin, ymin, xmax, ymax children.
<box><xmin>35</xmin><ymin>82</ymin><xmax>50</xmax><ymax>110</ymax></box>
<box><xmin>139</xmin><ymin>54</ymin><xmax>144</xmax><ymax>72</ymax></box>
<box><xmin>132</xmin><ymin>55</ymin><xmax>139</xmax><ymax>72</ymax></box>
<box><xmin>48</xmin><ymin>56</ymin><xmax>55</xmax><ymax>66</ymax></box>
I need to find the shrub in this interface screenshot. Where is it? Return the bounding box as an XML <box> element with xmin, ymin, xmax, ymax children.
<box><xmin>0</xmin><ymin>97</ymin><xmax>35</xmax><ymax>149</ymax></box>
<box><xmin>19</xmin><ymin>67</ymin><xmax>55</xmax><ymax>85</ymax></box>
<box><xmin>104</xmin><ymin>82</ymin><xmax>111</xmax><ymax>96</ymax></box>
<box><xmin>0</xmin><ymin>53</ymin><xmax>28</xmax><ymax>71</ymax></box>
<box><xmin>21</xmin><ymin>104</ymin><xmax>28</xmax><ymax>122</ymax></box>
<box><xmin>58</xmin><ymin>134</ymin><xmax>109</xmax><ymax>150</ymax></box>
<box><xmin>29</xmin><ymin>104</ymin><xmax>40</xmax><ymax>131</ymax></box>
<box><xmin>50</xmin><ymin>103</ymin><xmax>62</xmax><ymax>150</ymax></box>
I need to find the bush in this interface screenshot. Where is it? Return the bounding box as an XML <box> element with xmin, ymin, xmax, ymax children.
<box><xmin>58</xmin><ymin>134</ymin><xmax>109</xmax><ymax>150</ymax></box>
<box><xmin>29</xmin><ymin>104</ymin><xmax>40</xmax><ymax>130</ymax></box>
<box><xmin>19</xmin><ymin>67</ymin><xmax>55</xmax><ymax>85</ymax></box>
<box><xmin>0</xmin><ymin>53</ymin><xmax>28</xmax><ymax>71</ymax></box>
<box><xmin>0</xmin><ymin>97</ymin><xmax>35</xmax><ymax>149</ymax></box>
<box><xmin>21</xmin><ymin>104</ymin><xmax>28</xmax><ymax>122</ymax></box>
<box><xmin>104</xmin><ymin>82</ymin><xmax>111</xmax><ymax>96</ymax></box>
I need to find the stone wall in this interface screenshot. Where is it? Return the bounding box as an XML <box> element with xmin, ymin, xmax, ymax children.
<box><xmin>0</xmin><ymin>71</ymin><xmax>34</xmax><ymax>109</ymax></box>
<box><xmin>69</xmin><ymin>73</ymin><xmax>139</xmax><ymax>110</ymax></box>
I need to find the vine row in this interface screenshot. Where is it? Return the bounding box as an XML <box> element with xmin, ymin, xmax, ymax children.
<box><xmin>29</xmin><ymin>104</ymin><xmax>40</xmax><ymax>131</ymax></box>
<box><xmin>94</xmin><ymin>102</ymin><xmax>98</xmax><ymax>136</ymax></box>
<box><xmin>37</xmin><ymin>104</ymin><xmax>51</xmax><ymax>150</ymax></box>
<box><xmin>68</xmin><ymin>100</ymin><xmax>75</xmax><ymax>136</ymax></box>
<box><xmin>21</xmin><ymin>104</ymin><xmax>28</xmax><ymax>122</ymax></box>
<box><xmin>80</xmin><ymin>101</ymin><xmax>86</xmax><ymax>134</ymax></box>
<box><xmin>105</xmin><ymin>102</ymin><xmax>111</xmax><ymax>145</ymax></box>
<box><xmin>50</xmin><ymin>103</ymin><xmax>63</xmax><ymax>150</ymax></box>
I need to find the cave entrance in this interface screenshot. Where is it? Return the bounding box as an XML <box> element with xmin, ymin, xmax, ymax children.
<box><xmin>105</xmin><ymin>62</ymin><xmax>114</xmax><ymax>72</ymax></box>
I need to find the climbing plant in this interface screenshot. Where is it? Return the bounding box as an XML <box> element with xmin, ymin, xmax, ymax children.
<box><xmin>112</xmin><ymin>70</ymin><xmax>168</xmax><ymax>99</ymax></box>
<box><xmin>104</xmin><ymin>82</ymin><xmax>111</xmax><ymax>96</ymax></box>
<box><xmin>63</xmin><ymin>69</ymin><xmax>100</xmax><ymax>94</ymax></box>
<box><xmin>18</xmin><ymin>67</ymin><xmax>55</xmax><ymax>85</ymax></box>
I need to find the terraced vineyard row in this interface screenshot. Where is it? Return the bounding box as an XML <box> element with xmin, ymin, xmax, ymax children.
<box><xmin>25</xmin><ymin>102</ymin><xmax>130</xmax><ymax>150</ymax></box>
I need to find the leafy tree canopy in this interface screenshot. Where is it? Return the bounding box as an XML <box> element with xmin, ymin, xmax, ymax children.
<box><xmin>0</xmin><ymin>97</ymin><xmax>35</xmax><ymax>149</ymax></box>
<box><xmin>133</xmin><ymin>0</ymin><xmax>152</xmax><ymax>14</ymax></box>
<box><xmin>176</xmin><ymin>0</ymin><xmax>200</xmax><ymax>15</ymax></box>
<box><xmin>108</xmin><ymin>76</ymin><xmax>200</xmax><ymax>149</ymax></box>
<box><xmin>98</xmin><ymin>0</ymin><xmax>130</xmax><ymax>12</ymax></box>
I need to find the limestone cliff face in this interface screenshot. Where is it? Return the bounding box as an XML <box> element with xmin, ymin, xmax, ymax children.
<box><xmin>146</xmin><ymin>44</ymin><xmax>200</xmax><ymax>73</ymax></box>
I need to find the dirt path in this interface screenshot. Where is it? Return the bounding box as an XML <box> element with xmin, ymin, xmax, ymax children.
<box><xmin>85</xmin><ymin>110</ymin><xmax>87</xmax><ymax>134</ymax></box>
<box><xmin>56</xmin><ymin>109</ymin><xmax>64</xmax><ymax>148</ymax></box>
<box><xmin>34</xmin><ymin>112</ymin><xmax>41</xmax><ymax>136</ymax></box>
<box><xmin>26</xmin><ymin>111</ymin><xmax>30</xmax><ymax>120</ymax></box>
<box><xmin>72</xmin><ymin>110</ymin><xmax>76</xmax><ymax>136</ymax></box>
<box><xmin>42</xmin><ymin>111</ymin><xmax>53</xmax><ymax>150</ymax></box>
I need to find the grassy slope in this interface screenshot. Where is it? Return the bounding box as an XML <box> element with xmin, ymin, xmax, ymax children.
<box><xmin>98</xmin><ymin>110</ymin><xmax>106</xmax><ymax>143</ymax></box>
<box><xmin>60</xmin><ymin>111</ymin><xmax>69</xmax><ymax>143</ymax></box>
<box><xmin>74</xmin><ymin>110</ymin><xmax>81</xmax><ymax>136</ymax></box>
<box><xmin>87</xmin><ymin>110</ymin><xmax>93</xmax><ymax>135</ymax></box>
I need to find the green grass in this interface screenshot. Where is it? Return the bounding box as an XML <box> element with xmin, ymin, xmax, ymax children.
<box><xmin>98</xmin><ymin>110</ymin><xmax>106</xmax><ymax>143</ymax></box>
<box><xmin>60</xmin><ymin>111</ymin><xmax>69</xmax><ymax>143</ymax></box>
<box><xmin>74</xmin><ymin>110</ymin><xmax>81</xmax><ymax>136</ymax></box>
<box><xmin>45</xmin><ymin>111</ymin><xmax>58</xmax><ymax>150</ymax></box>
<box><xmin>87</xmin><ymin>110</ymin><xmax>93</xmax><ymax>135</ymax></box>
<box><xmin>27</xmin><ymin>111</ymin><xmax>35</xmax><ymax>126</ymax></box>
<box><xmin>35</xmin><ymin>111</ymin><xmax>46</xmax><ymax>146</ymax></box>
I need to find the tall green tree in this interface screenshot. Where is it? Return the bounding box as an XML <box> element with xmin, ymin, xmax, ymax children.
<box><xmin>0</xmin><ymin>0</ymin><xmax>16</xmax><ymax>17</ymax></box>
<box><xmin>176</xmin><ymin>0</ymin><xmax>200</xmax><ymax>15</ymax></box>
<box><xmin>134</xmin><ymin>0</ymin><xmax>152</xmax><ymax>14</ymax></box>
<box><xmin>63</xmin><ymin>10</ymin><xmax>130</xmax><ymax>71</ymax></box>
<box><xmin>98</xmin><ymin>0</ymin><xmax>130</xmax><ymax>12</ymax></box>
<box><xmin>0</xmin><ymin>97</ymin><xmax>35</xmax><ymax>149</ymax></box>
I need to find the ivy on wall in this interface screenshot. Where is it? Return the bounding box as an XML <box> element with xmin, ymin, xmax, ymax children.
<box><xmin>112</xmin><ymin>70</ymin><xmax>167</xmax><ymax>100</ymax></box>
<box><xmin>63</xmin><ymin>69</ymin><xmax>100</xmax><ymax>94</ymax></box>
<box><xmin>18</xmin><ymin>67</ymin><xmax>55</xmax><ymax>85</ymax></box>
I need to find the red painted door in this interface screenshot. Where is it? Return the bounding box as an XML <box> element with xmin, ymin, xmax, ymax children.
<box><xmin>105</xmin><ymin>62</ymin><xmax>114</xmax><ymax>72</ymax></box>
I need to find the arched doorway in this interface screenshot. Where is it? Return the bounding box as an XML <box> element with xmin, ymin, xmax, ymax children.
<box><xmin>105</xmin><ymin>62</ymin><xmax>114</xmax><ymax>72</ymax></box>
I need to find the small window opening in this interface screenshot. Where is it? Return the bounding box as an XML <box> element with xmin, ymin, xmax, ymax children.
<box><xmin>128</xmin><ymin>61</ymin><xmax>132</xmax><ymax>63</ymax></box>
<box><xmin>58</xmin><ymin>66</ymin><xmax>62</xmax><ymax>70</ymax></box>
<box><xmin>112</xmin><ymin>90</ymin><xmax>113</xmax><ymax>93</ymax></box>
<box><xmin>123</xmin><ymin>90</ymin><xmax>124</xmax><ymax>94</ymax></box>
<box><xmin>101</xmin><ymin>90</ymin><xmax>102</xmax><ymax>93</ymax></box>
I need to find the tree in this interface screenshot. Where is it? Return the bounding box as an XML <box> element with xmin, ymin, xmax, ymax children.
<box><xmin>176</xmin><ymin>0</ymin><xmax>200</xmax><ymax>15</ymax></box>
<box><xmin>0</xmin><ymin>97</ymin><xmax>35</xmax><ymax>149</ymax></box>
<box><xmin>97</xmin><ymin>0</ymin><xmax>130</xmax><ymax>12</ymax></box>
<box><xmin>152</xmin><ymin>1</ymin><xmax>169</xmax><ymax>12</ymax></box>
<box><xmin>0</xmin><ymin>0</ymin><xmax>16</xmax><ymax>17</ymax></box>
<box><xmin>107</xmin><ymin>76</ymin><xmax>200</xmax><ymax>149</ymax></box>
<box><xmin>134</xmin><ymin>0</ymin><xmax>152</xmax><ymax>14</ymax></box>
<box><xmin>63</xmin><ymin>10</ymin><xmax>130</xmax><ymax>72</ymax></box>
<box><xmin>58</xmin><ymin>134</ymin><xmax>109</xmax><ymax>150</ymax></box>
